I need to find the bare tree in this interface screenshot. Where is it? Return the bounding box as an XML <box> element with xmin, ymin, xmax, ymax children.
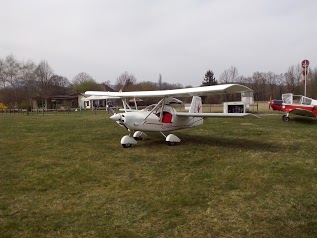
<box><xmin>0</xmin><ymin>55</ymin><xmax>75</xmax><ymax>108</ymax></box>
<box><xmin>4</xmin><ymin>55</ymin><xmax>21</xmax><ymax>88</ymax></box>
<box><xmin>265</xmin><ymin>72</ymin><xmax>284</xmax><ymax>99</ymax></box>
<box><xmin>248</xmin><ymin>72</ymin><xmax>268</xmax><ymax>101</ymax></box>
<box><xmin>20</xmin><ymin>60</ymin><xmax>37</xmax><ymax>107</ymax></box>
<box><xmin>115</xmin><ymin>71</ymin><xmax>137</xmax><ymax>91</ymax></box>
<box><xmin>0</xmin><ymin>59</ymin><xmax>6</xmax><ymax>88</ymax></box>
<box><xmin>34</xmin><ymin>60</ymin><xmax>54</xmax><ymax>97</ymax></box>
<box><xmin>219</xmin><ymin>66</ymin><xmax>239</xmax><ymax>83</ymax></box>
<box><xmin>72</xmin><ymin>72</ymin><xmax>94</xmax><ymax>84</ymax></box>
<box><xmin>306</xmin><ymin>67</ymin><xmax>317</xmax><ymax>98</ymax></box>
<box><xmin>284</xmin><ymin>64</ymin><xmax>302</xmax><ymax>94</ymax></box>
<box><xmin>50</xmin><ymin>75</ymin><xmax>71</xmax><ymax>95</ymax></box>
<box><xmin>3</xmin><ymin>55</ymin><xmax>22</xmax><ymax>107</ymax></box>
<box><xmin>72</xmin><ymin>72</ymin><xmax>100</xmax><ymax>93</ymax></box>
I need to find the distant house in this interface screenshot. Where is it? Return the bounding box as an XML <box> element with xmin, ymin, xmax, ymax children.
<box><xmin>78</xmin><ymin>94</ymin><xmax>118</xmax><ymax>109</ymax></box>
<box><xmin>32</xmin><ymin>84</ymin><xmax>117</xmax><ymax>110</ymax></box>
<box><xmin>78</xmin><ymin>84</ymin><xmax>118</xmax><ymax>110</ymax></box>
<box><xmin>32</xmin><ymin>95</ymin><xmax>79</xmax><ymax>110</ymax></box>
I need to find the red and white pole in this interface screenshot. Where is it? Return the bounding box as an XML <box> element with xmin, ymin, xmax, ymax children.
<box><xmin>301</xmin><ymin>59</ymin><xmax>309</xmax><ymax>96</ymax></box>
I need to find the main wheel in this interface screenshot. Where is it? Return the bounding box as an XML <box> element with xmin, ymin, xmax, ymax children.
<box><xmin>122</xmin><ymin>143</ymin><xmax>132</xmax><ymax>148</ymax></box>
<box><xmin>282</xmin><ymin>115</ymin><xmax>289</xmax><ymax>122</ymax></box>
<box><xmin>167</xmin><ymin>141</ymin><xmax>176</xmax><ymax>146</ymax></box>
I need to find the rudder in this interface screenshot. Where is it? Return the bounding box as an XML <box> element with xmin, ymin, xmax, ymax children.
<box><xmin>189</xmin><ymin>96</ymin><xmax>202</xmax><ymax>113</ymax></box>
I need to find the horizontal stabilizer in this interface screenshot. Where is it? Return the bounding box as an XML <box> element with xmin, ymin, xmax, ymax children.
<box><xmin>176</xmin><ymin>112</ymin><xmax>258</xmax><ymax>118</ymax></box>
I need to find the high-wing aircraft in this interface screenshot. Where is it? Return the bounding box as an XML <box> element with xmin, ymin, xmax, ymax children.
<box><xmin>85</xmin><ymin>84</ymin><xmax>254</xmax><ymax>147</ymax></box>
<box><xmin>269</xmin><ymin>93</ymin><xmax>317</xmax><ymax>122</ymax></box>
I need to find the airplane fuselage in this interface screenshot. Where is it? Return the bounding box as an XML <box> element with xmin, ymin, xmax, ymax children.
<box><xmin>115</xmin><ymin>109</ymin><xmax>203</xmax><ymax>132</ymax></box>
<box><xmin>270</xmin><ymin>93</ymin><xmax>317</xmax><ymax>120</ymax></box>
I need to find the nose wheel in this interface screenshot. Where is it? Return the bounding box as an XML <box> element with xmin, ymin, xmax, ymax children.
<box><xmin>121</xmin><ymin>135</ymin><xmax>137</xmax><ymax>148</ymax></box>
<box><xmin>122</xmin><ymin>143</ymin><xmax>132</xmax><ymax>148</ymax></box>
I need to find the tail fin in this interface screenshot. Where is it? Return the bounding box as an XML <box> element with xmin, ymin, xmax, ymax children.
<box><xmin>189</xmin><ymin>96</ymin><xmax>202</xmax><ymax>113</ymax></box>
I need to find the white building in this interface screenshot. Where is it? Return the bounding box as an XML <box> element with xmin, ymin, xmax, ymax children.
<box><xmin>78</xmin><ymin>94</ymin><xmax>118</xmax><ymax>110</ymax></box>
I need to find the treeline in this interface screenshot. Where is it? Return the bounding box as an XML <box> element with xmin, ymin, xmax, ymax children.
<box><xmin>0</xmin><ymin>55</ymin><xmax>73</xmax><ymax>109</ymax></box>
<box><xmin>1</xmin><ymin>54</ymin><xmax>316</xmax><ymax>108</ymax></box>
<box><xmin>217</xmin><ymin>66</ymin><xmax>317</xmax><ymax>101</ymax></box>
<box><xmin>0</xmin><ymin>55</ymin><xmax>184</xmax><ymax>108</ymax></box>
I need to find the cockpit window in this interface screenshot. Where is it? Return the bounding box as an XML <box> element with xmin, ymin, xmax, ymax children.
<box><xmin>301</xmin><ymin>97</ymin><xmax>312</xmax><ymax>105</ymax></box>
<box><xmin>282</xmin><ymin>94</ymin><xmax>293</xmax><ymax>104</ymax></box>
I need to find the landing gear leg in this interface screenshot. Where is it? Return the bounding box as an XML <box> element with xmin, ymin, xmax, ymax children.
<box><xmin>160</xmin><ymin>132</ymin><xmax>181</xmax><ymax>146</ymax></box>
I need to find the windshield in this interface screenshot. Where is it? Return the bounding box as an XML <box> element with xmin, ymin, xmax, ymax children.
<box><xmin>143</xmin><ymin>104</ymin><xmax>158</xmax><ymax>112</ymax></box>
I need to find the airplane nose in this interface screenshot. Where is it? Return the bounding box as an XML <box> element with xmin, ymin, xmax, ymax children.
<box><xmin>110</xmin><ymin>114</ymin><xmax>121</xmax><ymax>121</ymax></box>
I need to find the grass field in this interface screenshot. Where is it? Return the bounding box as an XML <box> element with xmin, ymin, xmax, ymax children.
<box><xmin>1</xmin><ymin>109</ymin><xmax>317</xmax><ymax>237</ymax></box>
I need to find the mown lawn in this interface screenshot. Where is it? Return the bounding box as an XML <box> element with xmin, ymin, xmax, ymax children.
<box><xmin>1</xmin><ymin>111</ymin><xmax>317</xmax><ymax>237</ymax></box>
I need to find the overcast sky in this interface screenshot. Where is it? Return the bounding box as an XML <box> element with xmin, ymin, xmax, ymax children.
<box><xmin>1</xmin><ymin>0</ymin><xmax>316</xmax><ymax>86</ymax></box>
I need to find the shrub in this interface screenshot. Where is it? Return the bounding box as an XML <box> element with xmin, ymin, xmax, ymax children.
<box><xmin>0</xmin><ymin>103</ymin><xmax>8</xmax><ymax>109</ymax></box>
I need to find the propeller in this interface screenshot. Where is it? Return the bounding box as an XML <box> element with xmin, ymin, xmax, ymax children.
<box><xmin>110</xmin><ymin>113</ymin><xmax>129</xmax><ymax>131</ymax></box>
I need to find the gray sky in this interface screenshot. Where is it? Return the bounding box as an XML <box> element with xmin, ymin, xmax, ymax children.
<box><xmin>1</xmin><ymin>0</ymin><xmax>316</xmax><ymax>86</ymax></box>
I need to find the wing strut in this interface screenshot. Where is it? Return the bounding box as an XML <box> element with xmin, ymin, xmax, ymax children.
<box><xmin>143</xmin><ymin>98</ymin><xmax>165</xmax><ymax>121</ymax></box>
<box><xmin>122</xmin><ymin>98</ymin><xmax>132</xmax><ymax>112</ymax></box>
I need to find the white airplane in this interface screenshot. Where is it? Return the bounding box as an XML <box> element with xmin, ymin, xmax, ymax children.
<box><xmin>85</xmin><ymin>84</ymin><xmax>254</xmax><ymax>148</ymax></box>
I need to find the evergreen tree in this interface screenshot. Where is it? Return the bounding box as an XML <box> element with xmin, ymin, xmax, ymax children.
<box><xmin>202</xmin><ymin>70</ymin><xmax>217</xmax><ymax>86</ymax></box>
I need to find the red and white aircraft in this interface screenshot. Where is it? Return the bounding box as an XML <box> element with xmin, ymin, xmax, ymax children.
<box><xmin>85</xmin><ymin>84</ymin><xmax>254</xmax><ymax>147</ymax></box>
<box><xmin>270</xmin><ymin>93</ymin><xmax>317</xmax><ymax>122</ymax></box>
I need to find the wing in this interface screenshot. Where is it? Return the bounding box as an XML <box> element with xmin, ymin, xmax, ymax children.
<box><xmin>84</xmin><ymin>95</ymin><xmax>120</xmax><ymax>100</ymax></box>
<box><xmin>85</xmin><ymin>84</ymin><xmax>252</xmax><ymax>98</ymax></box>
<box><xmin>289</xmin><ymin>108</ymin><xmax>316</xmax><ymax>117</ymax></box>
<box><xmin>176</xmin><ymin>112</ymin><xmax>258</xmax><ymax>118</ymax></box>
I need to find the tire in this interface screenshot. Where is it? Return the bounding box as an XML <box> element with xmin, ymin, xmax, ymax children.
<box><xmin>167</xmin><ymin>141</ymin><xmax>176</xmax><ymax>146</ymax></box>
<box><xmin>282</xmin><ymin>115</ymin><xmax>289</xmax><ymax>122</ymax></box>
<box><xmin>122</xmin><ymin>143</ymin><xmax>132</xmax><ymax>148</ymax></box>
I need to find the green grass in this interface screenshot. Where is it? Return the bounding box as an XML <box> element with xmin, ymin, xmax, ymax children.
<box><xmin>1</xmin><ymin>110</ymin><xmax>317</xmax><ymax>237</ymax></box>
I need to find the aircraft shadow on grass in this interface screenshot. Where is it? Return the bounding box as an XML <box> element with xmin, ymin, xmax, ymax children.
<box><xmin>287</xmin><ymin>117</ymin><xmax>317</xmax><ymax>124</ymax></box>
<box><xmin>141</xmin><ymin>133</ymin><xmax>279</xmax><ymax>152</ymax></box>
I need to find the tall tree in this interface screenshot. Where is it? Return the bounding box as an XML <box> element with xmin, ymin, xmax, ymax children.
<box><xmin>265</xmin><ymin>72</ymin><xmax>283</xmax><ymax>99</ymax></box>
<box><xmin>0</xmin><ymin>59</ymin><xmax>6</xmax><ymax>88</ymax></box>
<box><xmin>284</xmin><ymin>65</ymin><xmax>302</xmax><ymax>94</ymax></box>
<box><xmin>115</xmin><ymin>71</ymin><xmax>137</xmax><ymax>91</ymax></box>
<box><xmin>50</xmin><ymin>75</ymin><xmax>71</xmax><ymax>95</ymax></box>
<box><xmin>219</xmin><ymin>66</ymin><xmax>239</xmax><ymax>83</ymax></box>
<box><xmin>72</xmin><ymin>72</ymin><xmax>94</xmax><ymax>84</ymax></box>
<box><xmin>34</xmin><ymin>60</ymin><xmax>54</xmax><ymax>97</ymax></box>
<box><xmin>3</xmin><ymin>55</ymin><xmax>22</xmax><ymax>107</ymax></box>
<box><xmin>72</xmin><ymin>72</ymin><xmax>100</xmax><ymax>93</ymax></box>
<box><xmin>19</xmin><ymin>60</ymin><xmax>37</xmax><ymax>108</ymax></box>
<box><xmin>202</xmin><ymin>70</ymin><xmax>217</xmax><ymax>86</ymax></box>
<box><xmin>306</xmin><ymin>67</ymin><xmax>316</xmax><ymax>98</ymax></box>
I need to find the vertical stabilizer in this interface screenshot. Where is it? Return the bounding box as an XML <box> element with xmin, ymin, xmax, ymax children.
<box><xmin>189</xmin><ymin>96</ymin><xmax>202</xmax><ymax>113</ymax></box>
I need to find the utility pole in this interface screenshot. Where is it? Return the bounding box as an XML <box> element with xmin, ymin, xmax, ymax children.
<box><xmin>301</xmin><ymin>59</ymin><xmax>309</xmax><ymax>96</ymax></box>
<box><xmin>158</xmin><ymin>74</ymin><xmax>162</xmax><ymax>90</ymax></box>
